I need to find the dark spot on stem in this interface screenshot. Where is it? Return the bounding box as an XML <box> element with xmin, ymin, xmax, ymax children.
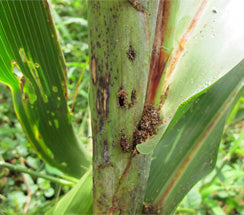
<box><xmin>117</xmin><ymin>87</ymin><xmax>128</xmax><ymax>107</ymax></box>
<box><xmin>127</xmin><ymin>45</ymin><xmax>136</xmax><ymax>61</ymax></box>
<box><xmin>96</xmin><ymin>41</ymin><xmax>101</xmax><ymax>48</ymax></box>
<box><xmin>99</xmin><ymin>117</ymin><xmax>104</xmax><ymax>131</ymax></box>
<box><xmin>103</xmin><ymin>140</ymin><xmax>110</xmax><ymax>163</ymax></box>
<box><xmin>97</xmin><ymin>163</ymin><xmax>113</xmax><ymax>169</ymax></box>
<box><xmin>131</xmin><ymin>89</ymin><xmax>136</xmax><ymax>103</ymax></box>
<box><xmin>91</xmin><ymin>57</ymin><xmax>97</xmax><ymax>85</ymax></box>
<box><xmin>143</xmin><ymin>202</ymin><xmax>158</xmax><ymax>215</ymax></box>
<box><xmin>133</xmin><ymin>105</ymin><xmax>162</xmax><ymax>147</ymax></box>
<box><xmin>120</xmin><ymin>134</ymin><xmax>133</xmax><ymax>152</ymax></box>
<box><xmin>96</xmin><ymin>89</ymin><xmax>102</xmax><ymax>114</ymax></box>
<box><xmin>129</xmin><ymin>89</ymin><xmax>136</xmax><ymax>108</ymax></box>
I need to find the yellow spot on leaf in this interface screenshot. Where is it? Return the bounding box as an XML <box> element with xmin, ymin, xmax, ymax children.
<box><xmin>54</xmin><ymin>119</ymin><xmax>59</xmax><ymax>128</ymax></box>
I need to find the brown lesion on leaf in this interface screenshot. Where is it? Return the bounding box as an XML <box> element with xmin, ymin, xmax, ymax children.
<box><xmin>117</xmin><ymin>87</ymin><xmax>128</xmax><ymax>108</ymax></box>
<box><xmin>19</xmin><ymin>76</ymin><xmax>29</xmax><ymax>103</ymax></box>
<box><xmin>133</xmin><ymin>104</ymin><xmax>162</xmax><ymax>146</ymax></box>
<box><xmin>19</xmin><ymin>76</ymin><xmax>26</xmax><ymax>90</ymax></box>
<box><xmin>159</xmin><ymin>0</ymin><xmax>209</xmax><ymax>105</ymax></box>
<box><xmin>23</xmin><ymin>93</ymin><xmax>29</xmax><ymax>103</ymax></box>
<box><xmin>91</xmin><ymin>57</ymin><xmax>97</xmax><ymax>85</ymax></box>
<box><xmin>160</xmin><ymin>85</ymin><xmax>169</xmax><ymax>105</ymax></box>
<box><xmin>143</xmin><ymin>202</ymin><xmax>158</xmax><ymax>215</ymax></box>
<box><xmin>127</xmin><ymin>45</ymin><xmax>136</xmax><ymax>62</ymax></box>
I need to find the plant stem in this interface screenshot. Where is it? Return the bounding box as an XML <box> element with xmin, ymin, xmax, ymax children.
<box><xmin>0</xmin><ymin>161</ymin><xmax>74</xmax><ymax>187</ymax></box>
<box><xmin>88</xmin><ymin>0</ymin><xmax>160</xmax><ymax>213</ymax></box>
<box><xmin>21</xmin><ymin>157</ymin><xmax>32</xmax><ymax>215</ymax></box>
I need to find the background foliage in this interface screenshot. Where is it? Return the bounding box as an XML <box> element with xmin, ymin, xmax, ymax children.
<box><xmin>0</xmin><ymin>0</ymin><xmax>243</xmax><ymax>214</ymax></box>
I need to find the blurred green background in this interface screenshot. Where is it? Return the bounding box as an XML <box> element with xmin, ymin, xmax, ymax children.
<box><xmin>0</xmin><ymin>0</ymin><xmax>243</xmax><ymax>214</ymax></box>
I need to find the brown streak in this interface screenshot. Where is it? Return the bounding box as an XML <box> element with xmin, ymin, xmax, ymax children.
<box><xmin>146</xmin><ymin>0</ymin><xmax>164</xmax><ymax>105</ymax></box>
<box><xmin>160</xmin><ymin>0</ymin><xmax>209</xmax><ymax>103</ymax></box>
<box><xmin>102</xmin><ymin>88</ymin><xmax>108</xmax><ymax>119</ymax></box>
<box><xmin>146</xmin><ymin>0</ymin><xmax>172</xmax><ymax>105</ymax></box>
<box><xmin>110</xmin><ymin>153</ymin><xmax>136</xmax><ymax>214</ymax></box>
<box><xmin>71</xmin><ymin>59</ymin><xmax>89</xmax><ymax>110</ymax></box>
<box><xmin>91</xmin><ymin>57</ymin><xmax>97</xmax><ymax>85</ymax></box>
<box><xmin>180</xmin><ymin>0</ymin><xmax>208</xmax><ymax>49</ymax></box>
<box><xmin>157</xmin><ymin>89</ymin><xmax>238</xmax><ymax>210</ymax></box>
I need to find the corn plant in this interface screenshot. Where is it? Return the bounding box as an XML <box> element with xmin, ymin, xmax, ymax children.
<box><xmin>0</xmin><ymin>0</ymin><xmax>244</xmax><ymax>214</ymax></box>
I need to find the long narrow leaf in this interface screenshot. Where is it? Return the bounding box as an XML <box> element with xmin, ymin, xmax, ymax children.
<box><xmin>161</xmin><ymin>0</ymin><xmax>244</xmax><ymax>120</ymax></box>
<box><xmin>46</xmin><ymin>168</ymin><xmax>93</xmax><ymax>215</ymax></box>
<box><xmin>144</xmin><ymin>60</ymin><xmax>244</xmax><ymax>214</ymax></box>
<box><xmin>0</xmin><ymin>0</ymin><xmax>91</xmax><ymax>178</ymax></box>
<box><xmin>138</xmin><ymin>0</ymin><xmax>244</xmax><ymax>153</ymax></box>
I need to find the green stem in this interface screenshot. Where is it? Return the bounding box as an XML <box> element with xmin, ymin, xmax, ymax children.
<box><xmin>88</xmin><ymin>1</ymin><xmax>159</xmax><ymax>214</ymax></box>
<box><xmin>0</xmin><ymin>161</ymin><xmax>74</xmax><ymax>187</ymax></box>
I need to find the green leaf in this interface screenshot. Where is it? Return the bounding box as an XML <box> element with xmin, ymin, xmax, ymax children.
<box><xmin>46</xmin><ymin>168</ymin><xmax>93</xmax><ymax>215</ymax></box>
<box><xmin>144</xmin><ymin>60</ymin><xmax>244</xmax><ymax>214</ymax></box>
<box><xmin>138</xmin><ymin>0</ymin><xmax>244</xmax><ymax>153</ymax></box>
<box><xmin>0</xmin><ymin>0</ymin><xmax>91</xmax><ymax>177</ymax></box>
<box><xmin>0</xmin><ymin>128</ymin><xmax>22</xmax><ymax>135</ymax></box>
<box><xmin>206</xmin><ymin>200</ymin><xmax>225</xmax><ymax>215</ymax></box>
<box><xmin>60</xmin><ymin>17</ymin><xmax>88</xmax><ymax>27</ymax></box>
<box><xmin>37</xmin><ymin>178</ymin><xmax>51</xmax><ymax>190</ymax></box>
<box><xmin>182</xmin><ymin>188</ymin><xmax>202</xmax><ymax>209</ymax></box>
<box><xmin>161</xmin><ymin>0</ymin><xmax>244</xmax><ymax>117</ymax></box>
<box><xmin>26</xmin><ymin>156</ymin><xmax>41</xmax><ymax>170</ymax></box>
<box><xmin>44</xmin><ymin>187</ymin><xmax>55</xmax><ymax>198</ymax></box>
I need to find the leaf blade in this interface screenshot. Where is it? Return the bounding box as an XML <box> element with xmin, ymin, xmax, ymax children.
<box><xmin>144</xmin><ymin>60</ymin><xmax>244</xmax><ymax>214</ymax></box>
<box><xmin>0</xmin><ymin>0</ymin><xmax>91</xmax><ymax>178</ymax></box>
<box><xmin>46</xmin><ymin>168</ymin><xmax>93</xmax><ymax>215</ymax></box>
<box><xmin>138</xmin><ymin>0</ymin><xmax>244</xmax><ymax>154</ymax></box>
